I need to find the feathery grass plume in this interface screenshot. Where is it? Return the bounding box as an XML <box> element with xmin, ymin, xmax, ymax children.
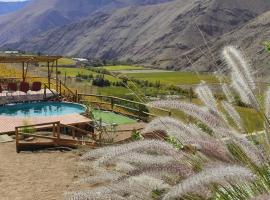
<box><xmin>143</xmin><ymin>116</ymin><xmax>200</xmax><ymax>138</ymax></box>
<box><xmin>228</xmin><ymin>137</ymin><xmax>265</xmax><ymax>166</ymax></box>
<box><xmin>142</xmin><ymin>117</ymin><xmax>203</xmax><ymax>143</ymax></box>
<box><xmin>162</xmin><ymin>165</ymin><xmax>256</xmax><ymax>200</ymax></box>
<box><xmin>66</xmin><ymin>178</ymin><xmax>159</xmax><ymax>200</ymax></box>
<box><xmin>118</xmin><ymin>152</ymin><xmax>175</xmax><ymax>165</ymax></box>
<box><xmin>221</xmin><ymin>101</ymin><xmax>244</xmax><ymax>131</ymax></box>
<box><xmin>265</xmin><ymin>88</ymin><xmax>270</xmax><ymax>120</ymax></box>
<box><xmin>114</xmin><ymin>161</ymin><xmax>136</xmax><ymax>172</ymax></box>
<box><xmin>195</xmin><ymin>81</ymin><xmax>218</xmax><ymax>113</ymax></box>
<box><xmin>80</xmin><ymin>140</ymin><xmax>180</xmax><ymax>161</ymax></box>
<box><xmin>223</xmin><ymin>46</ymin><xmax>256</xmax><ymax>91</ymax></box>
<box><xmin>231</xmin><ymin>72</ymin><xmax>259</xmax><ymax>110</ymax></box>
<box><xmin>123</xmin><ymin>162</ymin><xmax>194</xmax><ymax>180</ymax></box>
<box><xmin>148</xmin><ymin>100</ymin><xmax>227</xmax><ymax>130</ymax></box>
<box><xmin>223</xmin><ymin>46</ymin><xmax>259</xmax><ymax>110</ymax></box>
<box><xmin>128</xmin><ymin>175</ymin><xmax>170</xmax><ymax>191</ymax></box>
<box><xmin>83</xmin><ymin>140</ymin><xmax>185</xmax><ymax>166</ymax></box>
<box><xmin>75</xmin><ymin>171</ymin><xmax>122</xmax><ymax>185</ymax></box>
<box><xmin>143</xmin><ymin>117</ymin><xmax>232</xmax><ymax>162</ymax></box>
<box><xmin>189</xmin><ymin>139</ymin><xmax>232</xmax><ymax>162</ymax></box>
<box><xmin>251</xmin><ymin>194</ymin><xmax>270</xmax><ymax>200</ymax></box>
<box><xmin>222</xmin><ymin>83</ymin><xmax>235</xmax><ymax>103</ymax></box>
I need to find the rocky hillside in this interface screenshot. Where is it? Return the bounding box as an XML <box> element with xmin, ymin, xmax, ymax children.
<box><xmin>0</xmin><ymin>0</ymin><xmax>172</xmax><ymax>45</ymax></box>
<box><xmin>0</xmin><ymin>1</ymin><xmax>30</xmax><ymax>15</ymax></box>
<box><xmin>2</xmin><ymin>0</ymin><xmax>270</xmax><ymax>71</ymax></box>
<box><xmin>179</xmin><ymin>10</ymin><xmax>270</xmax><ymax>73</ymax></box>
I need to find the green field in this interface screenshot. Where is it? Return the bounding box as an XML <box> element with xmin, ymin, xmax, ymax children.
<box><xmin>58</xmin><ymin>58</ymin><xmax>76</xmax><ymax>65</ymax></box>
<box><xmin>128</xmin><ymin>72</ymin><xmax>218</xmax><ymax>85</ymax></box>
<box><xmin>97</xmin><ymin>65</ymin><xmax>145</xmax><ymax>71</ymax></box>
<box><xmin>51</xmin><ymin>67</ymin><xmax>120</xmax><ymax>82</ymax></box>
<box><xmin>93</xmin><ymin>109</ymin><xmax>137</xmax><ymax>125</ymax></box>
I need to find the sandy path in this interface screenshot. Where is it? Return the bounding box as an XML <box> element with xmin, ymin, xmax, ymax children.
<box><xmin>0</xmin><ymin>142</ymin><xmax>80</xmax><ymax>200</ymax></box>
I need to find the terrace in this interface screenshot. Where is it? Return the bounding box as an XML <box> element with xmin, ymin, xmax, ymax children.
<box><xmin>0</xmin><ymin>55</ymin><xmax>169</xmax><ymax>152</ymax></box>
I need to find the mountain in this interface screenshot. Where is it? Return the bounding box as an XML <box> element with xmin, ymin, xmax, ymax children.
<box><xmin>2</xmin><ymin>0</ymin><xmax>270</xmax><ymax>71</ymax></box>
<box><xmin>178</xmin><ymin>10</ymin><xmax>270</xmax><ymax>74</ymax></box>
<box><xmin>0</xmin><ymin>1</ymin><xmax>30</xmax><ymax>15</ymax></box>
<box><xmin>0</xmin><ymin>0</ymin><xmax>173</xmax><ymax>45</ymax></box>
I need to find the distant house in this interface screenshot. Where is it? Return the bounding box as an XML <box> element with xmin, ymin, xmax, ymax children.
<box><xmin>72</xmin><ymin>58</ymin><xmax>88</xmax><ymax>62</ymax></box>
<box><xmin>4</xmin><ymin>50</ymin><xmax>19</xmax><ymax>54</ymax></box>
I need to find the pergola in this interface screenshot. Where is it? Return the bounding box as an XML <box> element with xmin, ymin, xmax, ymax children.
<box><xmin>0</xmin><ymin>55</ymin><xmax>62</xmax><ymax>89</ymax></box>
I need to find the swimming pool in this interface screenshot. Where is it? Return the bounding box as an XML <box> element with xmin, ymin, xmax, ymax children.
<box><xmin>0</xmin><ymin>102</ymin><xmax>86</xmax><ymax>117</ymax></box>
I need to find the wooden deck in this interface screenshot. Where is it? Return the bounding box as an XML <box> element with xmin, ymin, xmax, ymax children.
<box><xmin>0</xmin><ymin>113</ymin><xmax>91</xmax><ymax>134</ymax></box>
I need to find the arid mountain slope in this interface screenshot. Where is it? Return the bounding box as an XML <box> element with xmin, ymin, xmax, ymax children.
<box><xmin>179</xmin><ymin>10</ymin><xmax>270</xmax><ymax>73</ymax></box>
<box><xmin>0</xmin><ymin>1</ymin><xmax>30</xmax><ymax>15</ymax></box>
<box><xmin>2</xmin><ymin>0</ymin><xmax>270</xmax><ymax>71</ymax></box>
<box><xmin>0</xmin><ymin>0</ymin><xmax>172</xmax><ymax>45</ymax></box>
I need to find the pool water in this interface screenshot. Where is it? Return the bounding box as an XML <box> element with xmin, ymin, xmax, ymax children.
<box><xmin>0</xmin><ymin>102</ymin><xmax>86</xmax><ymax>117</ymax></box>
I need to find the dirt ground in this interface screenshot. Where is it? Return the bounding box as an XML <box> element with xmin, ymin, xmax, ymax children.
<box><xmin>0</xmin><ymin>142</ymin><xmax>82</xmax><ymax>200</ymax></box>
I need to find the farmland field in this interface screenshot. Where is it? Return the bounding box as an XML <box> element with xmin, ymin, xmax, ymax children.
<box><xmin>0</xmin><ymin>64</ymin><xmax>264</xmax><ymax>133</ymax></box>
<box><xmin>126</xmin><ymin>72</ymin><xmax>219</xmax><ymax>85</ymax></box>
<box><xmin>97</xmin><ymin>65</ymin><xmax>145</xmax><ymax>71</ymax></box>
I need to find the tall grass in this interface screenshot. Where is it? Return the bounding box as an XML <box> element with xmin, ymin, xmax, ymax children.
<box><xmin>65</xmin><ymin>46</ymin><xmax>270</xmax><ymax>200</ymax></box>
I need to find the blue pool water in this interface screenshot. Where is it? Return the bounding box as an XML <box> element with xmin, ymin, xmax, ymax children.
<box><xmin>0</xmin><ymin>102</ymin><xmax>86</xmax><ymax>117</ymax></box>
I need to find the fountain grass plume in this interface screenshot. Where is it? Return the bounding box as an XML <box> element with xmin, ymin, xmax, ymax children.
<box><xmin>222</xmin><ymin>83</ymin><xmax>235</xmax><ymax>103</ymax></box>
<box><xmin>221</xmin><ymin>101</ymin><xmax>244</xmax><ymax>131</ymax></box>
<box><xmin>223</xmin><ymin>46</ymin><xmax>256</xmax><ymax>90</ymax></box>
<box><xmin>223</xmin><ymin>46</ymin><xmax>259</xmax><ymax>110</ymax></box>
<box><xmin>162</xmin><ymin>165</ymin><xmax>256</xmax><ymax>200</ymax></box>
<box><xmin>81</xmin><ymin>140</ymin><xmax>185</xmax><ymax>167</ymax></box>
<box><xmin>251</xmin><ymin>194</ymin><xmax>270</xmax><ymax>200</ymax></box>
<box><xmin>143</xmin><ymin>117</ymin><xmax>232</xmax><ymax>162</ymax></box>
<box><xmin>265</xmin><ymin>88</ymin><xmax>270</xmax><ymax>120</ymax></box>
<box><xmin>148</xmin><ymin>100</ymin><xmax>227</xmax><ymax>130</ymax></box>
<box><xmin>75</xmin><ymin>171</ymin><xmax>122</xmax><ymax>185</ymax></box>
<box><xmin>123</xmin><ymin>162</ymin><xmax>194</xmax><ymax>180</ymax></box>
<box><xmin>80</xmin><ymin>139</ymin><xmax>181</xmax><ymax>161</ymax></box>
<box><xmin>195</xmin><ymin>81</ymin><xmax>218</xmax><ymax>113</ymax></box>
<box><xmin>118</xmin><ymin>152</ymin><xmax>175</xmax><ymax>166</ymax></box>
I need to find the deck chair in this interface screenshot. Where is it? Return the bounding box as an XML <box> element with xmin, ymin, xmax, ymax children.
<box><xmin>32</xmin><ymin>81</ymin><xmax>42</xmax><ymax>91</ymax></box>
<box><xmin>20</xmin><ymin>82</ymin><xmax>30</xmax><ymax>93</ymax></box>
<box><xmin>7</xmin><ymin>82</ymin><xmax>17</xmax><ymax>92</ymax></box>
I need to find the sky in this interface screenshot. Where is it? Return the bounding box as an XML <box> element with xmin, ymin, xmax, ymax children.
<box><xmin>0</xmin><ymin>0</ymin><xmax>28</xmax><ymax>2</ymax></box>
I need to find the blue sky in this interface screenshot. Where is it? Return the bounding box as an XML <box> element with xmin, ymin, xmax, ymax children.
<box><xmin>0</xmin><ymin>0</ymin><xmax>28</xmax><ymax>2</ymax></box>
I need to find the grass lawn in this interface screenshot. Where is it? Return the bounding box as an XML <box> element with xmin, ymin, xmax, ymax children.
<box><xmin>127</xmin><ymin>72</ymin><xmax>219</xmax><ymax>85</ymax></box>
<box><xmin>97</xmin><ymin>65</ymin><xmax>145</xmax><ymax>71</ymax></box>
<box><xmin>58</xmin><ymin>58</ymin><xmax>76</xmax><ymax>65</ymax></box>
<box><xmin>48</xmin><ymin>67</ymin><xmax>120</xmax><ymax>82</ymax></box>
<box><xmin>92</xmin><ymin>109</ymin><xmax>136</xmax><ymax>125</ymax></box>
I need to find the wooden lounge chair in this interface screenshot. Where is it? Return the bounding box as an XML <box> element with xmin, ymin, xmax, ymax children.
<box><xmin>32</xmin><ymin>81</ymin><xmax>42</xmax><ymax>91</ymax></box>
<box><xmin>20</xmin><ymin>82</ymin><xmax>30</xmax><ymax>93</ymax></box>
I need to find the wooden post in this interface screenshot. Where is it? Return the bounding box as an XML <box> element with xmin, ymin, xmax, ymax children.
<box><xmin>22</xmin><ymin>62</ymin><xmax>25</xmax><ymax>82</ymax></box>
<box><xmin>15</xmin><ymin>127</ymin><xmax>20</xmax><ymax>153</ymax></box>
<box><xmin>111</xmin><ymin>97</ymin><xmax>114</xmax><ymax>111</ymax></box>
<box><xmin>59</xmin><ymin>80</ymin><xmax>62</xmax><ymax>96</ymax></box>
<box><xmin>47</xmin><ymin>62</ymin><xmax>51</xmax><ymax>89</ymax></box>
<box><xmin>56</xmin><ymin>60</ymin><xmax>59</xmax><ymax>93</ymax></box>
<box><xmin>72</xmin><ymin>129</ymin><xmax>75</xmax><ymax>139</ymax></box>
<box><xmin>52</xmin><ymin>123</ymin><xmax>56</xmax><ymax>137</ymax></box>
<box><xmin>57</xmin><ymin>121</ymin><xmax>60</xmax><ymax>140</ymax></box>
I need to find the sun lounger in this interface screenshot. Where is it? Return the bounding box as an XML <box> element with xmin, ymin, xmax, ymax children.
<box><xmin>7</xmin><ymin>82</ymin><xmax>17</xmax><ymax>92</ymax></box>
<box><xmin>32</xmin><ymin>81</ymin><xmax>42</xmax><ymax>91</ymax></box>
<box><xmin>20</xmin><ymin>82</ymin><xmax>30</xmax><ymax>93</ymax></box>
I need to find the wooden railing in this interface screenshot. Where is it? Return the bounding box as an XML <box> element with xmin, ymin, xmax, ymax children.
<box><xmin>15</xmin><ymin>121</ymin><xmax>96</xmax><ymax>153</ymax></box>
<box><xmin>78</xmin><ymin>93</ymin><xmax>171</xmax><ymax>121</ymax></box>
